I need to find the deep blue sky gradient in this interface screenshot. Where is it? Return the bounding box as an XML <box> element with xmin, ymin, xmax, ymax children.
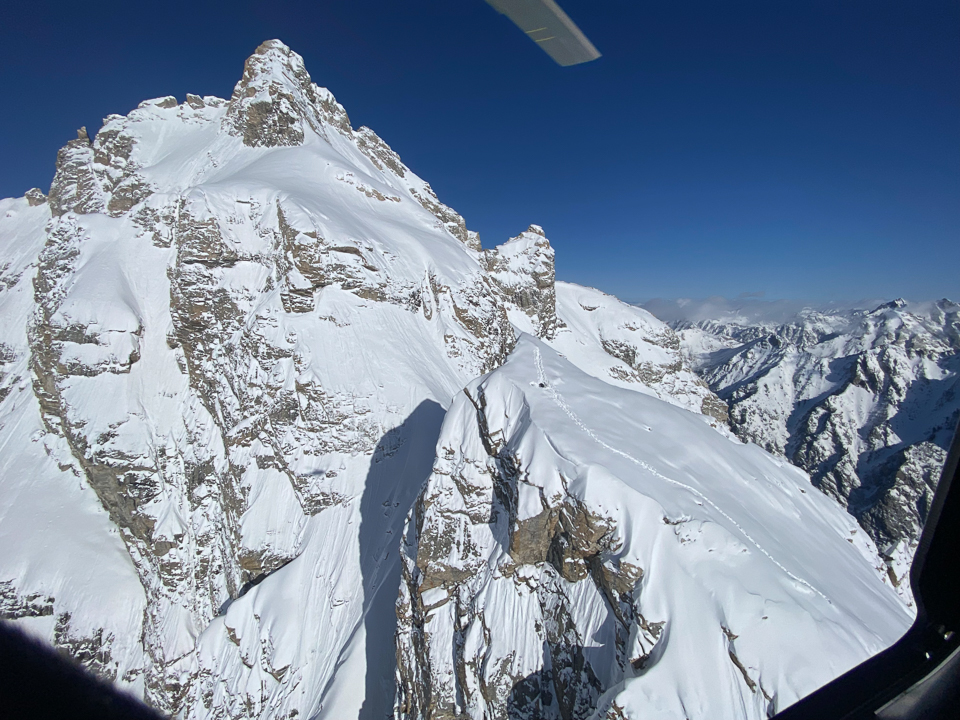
<box><xmin>2</xmin><ymin>1</ymin><xmax>957</xmax><ymax>302</ymax></box>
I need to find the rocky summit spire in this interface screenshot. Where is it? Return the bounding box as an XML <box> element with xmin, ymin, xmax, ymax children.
<box><xmin>47</xmin><ymin>126</ymin><xmax>105</xmax><ymax>216</ymax></box>
<box><xmin>223</xmin><ymin>39</ymin><xmax>352</xmax><ymax>147</ymax></box>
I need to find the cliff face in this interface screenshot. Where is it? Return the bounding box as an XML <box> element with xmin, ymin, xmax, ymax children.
<box><xmin>673</xmin><ymin>302</ymin><xmax>960</xmax><ymax>602</ymax></box>
<box><xmin>0</xmin><ymin>40</ymin><xmax>740</xmax><ymax>720</ymax></box>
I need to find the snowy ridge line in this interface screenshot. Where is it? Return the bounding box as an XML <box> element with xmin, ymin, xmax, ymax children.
<box><xmin>532</xmin><ymin>347</ymin><xmax>829</xmax><ymax>601</ymax></box>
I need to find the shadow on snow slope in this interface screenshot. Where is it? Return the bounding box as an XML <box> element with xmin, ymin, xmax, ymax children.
<box><xmin>358</xmin><ymin>400</ymin><xmax>446</xmax><ymax>720</ymax></box>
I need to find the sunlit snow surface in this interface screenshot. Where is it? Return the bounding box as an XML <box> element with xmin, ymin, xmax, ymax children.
<box><xmin>550</xmin><ymin>283</ymin><xmax>724</xmax><ymax>417</ymax></box>
<box><xmin>0</xmin><ymin>197</ymin><xmax>149</xmax><ymax>691</ymax></box>
<box><xmin>400</xmin><ymin>337</ymin><xmax>911</xmax><ymax>719</ymax></box>
<box><xmin>0</xmin><ymin>82</ymin><xmax>492</xmax><ymax>717</ymax></box>
<box><xmin>669</xmin><ymin>301</ymin><xmax>960</xmax><ymax>604</ymax></box>
<box><xmin>0</xmin><ymin>39</ymin><xmax>914</xmax><ymax>720</ymax></box>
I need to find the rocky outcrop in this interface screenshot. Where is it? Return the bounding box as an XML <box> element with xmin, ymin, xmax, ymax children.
<box><xmin>93</xmin><ymin>121</ymin><xmax>154</xmax><ymax>216</ymax></box>
<box><xmin>224</xmin><ymin>39</ymin><xmax>352</xmax><ymax>147</ymax></box>
<box><xmin>25</xmin><ymin>188</ymin><xmax>47</xmax><ymax>207</ymax></box>
<box><xmin>396</xmin><ymin>379</ymin><xmax>657</xmax><ymax>720</ymax></box>
<box><xmin>48</xmin><ymin>128</ymin><xmax>105</xmax><ymax>217</ymax></box>
<box><xmin>1</xmin><ymin>580</ymin><xmax>119</xmax><ymax>682</ymax></box>
<box><xmin>863</xmin><ymin>441</ymin><xmax>946</xmax><ymax>587</ymax></box>
<box><xmin>485</xmin><ymin>225</ymin><xmax>558</xmax><ymax>340</ymax></box>
<box><xmin>409</xmin><ymin>182</ymin><xmax>480</xmax><ymax>251</ymax></box>
<box><xmin>46</xmin><ymin>118</ymin><xmax>154</xmax><ymax>220</ymax></box>
<box><xmin>1</xmin><ymin>580</ymin><xmax>55</xmax><ymax>620</ymax></box>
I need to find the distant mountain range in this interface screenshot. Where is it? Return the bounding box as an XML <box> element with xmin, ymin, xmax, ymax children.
<box><xmin>648</xmin><ymin>297</ymin><xmax>960</xmax><ymax>604</ymax></box>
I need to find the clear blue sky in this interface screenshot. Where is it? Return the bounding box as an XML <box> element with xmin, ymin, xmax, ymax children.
<box><xmin>3</xmin><ymin>1</ymin><xmax>957</xmax><ymax>302</ymax></box>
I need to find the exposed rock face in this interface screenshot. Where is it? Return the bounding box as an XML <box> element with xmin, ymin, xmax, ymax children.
<box><xmin>46</xmin><ymin>118</ymin><xmax>154</xmax><ymax>220</ymax></box>
<box><xmin>396</xmin><ymin>376</ymin><xmax>650</xmax><ymax>720</ymax></box>
<box><xmin>47</xmin><ymin>127</ymin><xmax>105</xmax><ymax>216</ymax></box>
<box><xmin>673</xmin><ymin>301</ymin><xmax>960</xmax><ymax>601</ymax></box>
<box><xmin>24</xmin><ymin>188</ymin><xmax>47</xmax><ymax>207</ymax></box>
<box><xmin>1</xmin><ymin>579</ymin><xmax>55</xmax><ymax>620</ymax></box>
<box><xmin>395</xmin><ymin>338</ymin><xmax>910</xmax><ymax>720</ymax></box>
<box><xmin>485</xmin><ymin>225</ymin><xmax>558</xmax><ymax>340</ymax></box>
<box><xmin>409</xmin><ymin>181</ymin><xmax>480</xmax><ymax>251</ymax></box>
<box><xmin>225</xmin><ymin>39</ymin><xmax>352</xmax><ymax>148</ymax></box>
<box><xmin>863</xmin><ymin>441</ymin><xmax>946</xmax><ymax>587</ymax></box>
<box><xmin>0</xmin><ymin>40</ymin><xmax>733</xmax><ymax>720</ymax></box>
<box><xmin>1</xmin><ymin>580</ymin><xmax>119</xmax><ymax>680</ymax></box>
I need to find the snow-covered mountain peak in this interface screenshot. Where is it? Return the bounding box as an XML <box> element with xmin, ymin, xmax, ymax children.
<box><xmin>0</xmin><ymin>38</ymin><xmax>920</xmax><ymax>720</ymax></box>
<box><xmin>236</xmin><ymin>39</ymin><xmax>312</xmax><ymax>93</ymax></box>
<box><xmin>4</xmin><ymin>40</ymin><xmax>734</xmax><ymax>715</ymax></box>
<box><xmin>874</xmin><ymin>298</ymin><xmax>908</xmax><ymax>312</ymax></box>
<box><xmin>225</xmin><ymin>38</ymin><xmax>352</xmax><ymax>147</ymax></box>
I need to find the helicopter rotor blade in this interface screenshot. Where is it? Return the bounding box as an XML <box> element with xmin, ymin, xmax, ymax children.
<box><xmin>485</xmin><ymin>0</ymin><xmax>601</xmax><ymax>67</ymax></box>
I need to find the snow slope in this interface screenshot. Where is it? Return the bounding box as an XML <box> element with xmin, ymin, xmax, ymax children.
<box><xmin>549</xmin><ymin>283</ymin><xmax>729</xmax><ymax>424</ymax></box>
<box><xmin>0</xmin><ymin>194</ymin><xmax>148</xmax><ymax>690</ymax></box>
<box><xmin>0</xmin><ymin>39</ymin><xmax>742</xmax><ymax>720</ymax></box>
<box><xmin>396</xmin><ymin>336</ymin><xmax>911</xmax><ymax>720</ymax></box>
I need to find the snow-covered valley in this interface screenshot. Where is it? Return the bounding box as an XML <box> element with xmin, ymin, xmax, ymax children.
<box><xmin>0</xmin><ymin>40</ymin><xmax>940</xmax><ymax>720</ymax></box>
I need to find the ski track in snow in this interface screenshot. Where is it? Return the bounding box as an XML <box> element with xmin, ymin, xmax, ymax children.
<box><xmin>533</xmin><ymin>346</ymin><xmax>829</xmax><ymax>601</ymax></box>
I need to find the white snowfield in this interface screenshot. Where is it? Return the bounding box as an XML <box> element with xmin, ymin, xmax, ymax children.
<box><xmin>396</xmin><ymin>337</ymin><xmax>911</xmax><ymax>720</ymax></box>
<box><xmin>0</xmin><ymin>39</ymin><xmax>912</xmax><ymax>720</ymax></box>
<box><xmin>550</xmin><ymin>283</ymin><xmax>726</xmax><ymax>421</ymax></box>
